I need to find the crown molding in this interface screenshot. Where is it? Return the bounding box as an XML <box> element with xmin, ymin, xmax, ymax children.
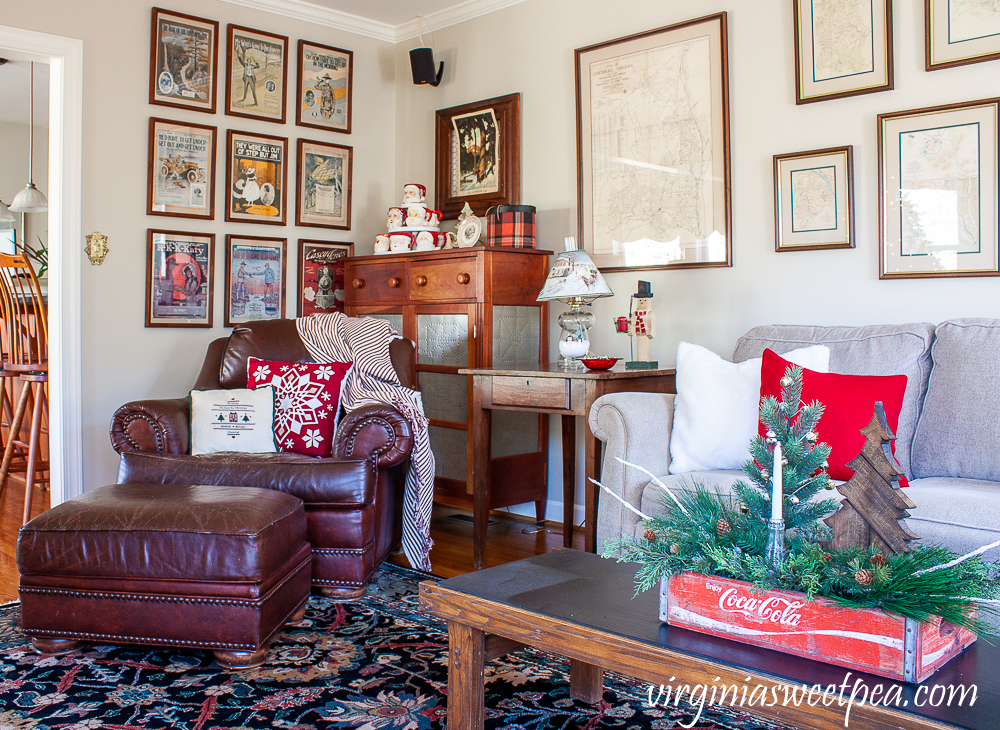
<box><xmin>395</xmin><ymin>0</ymin><xmax>530</xmax><ymax>42</ymax></box>
<box><xmin>218</xmin><ymin>0</ymin><xmax>398</xmax><ymax>42</ymax></box>
<box><xmin>217</xmin><ymin>0</ymin><xmax>530</xmax><ymax>44</ymax></box>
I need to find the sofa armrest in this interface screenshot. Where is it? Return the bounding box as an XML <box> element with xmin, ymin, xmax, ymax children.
<box><xmin>589</xmin><ymin>391</ymin><xmax>675</xmax><ymax>551</ymax></box>
<box><xmin>335</xmin><ymin>404</ymin><xmax>413</xmax><ymax>468</ymax></box>
<box><xmin>110</xmin><ymin>398</ymin><xmax>190</xmax><ymax>455</ymax></box>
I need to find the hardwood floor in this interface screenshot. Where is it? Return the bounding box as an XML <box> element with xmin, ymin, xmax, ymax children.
<box><xmin>388</xmin><ymin>504</ymin><xmax>585</xmax><ymax>578</ymax></box>
<box><xmin>0</xmin><ymin>475</ymin><xmax>49</xmax><ymax>603</ymax></box>
<box><xmin>0</xmin><ymin>496</ymin><xmax>577</xmax><ymax>603</ymax></box>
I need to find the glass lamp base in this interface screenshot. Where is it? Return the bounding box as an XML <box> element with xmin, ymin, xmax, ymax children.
<box><xmin>556</xmin><ymin>300</ymin><xmax>594</xmax><ymax>369</ymax></box>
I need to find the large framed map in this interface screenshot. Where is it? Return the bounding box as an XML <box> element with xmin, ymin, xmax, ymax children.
<box><xmin>793</xmin><ymin>0</ymin><xmax>893</xmax><ymax>104</ymax></box>
<box><xmin>773</xmin><ymin>146</ymin><xmax>854</xmax><ymax>252</ymax></box>
<box><xmin>926</xmin><ymin>0</ymin><xmax>1000</xmax><ymax>70</ymax></box>
<box><xmin>575</xmin><ymin>14</ymin><xmax>731</xmax><ymax>271</ymax></box>
<box><xmin>878</xmin><ymin>99</ymin><xmax>1000</xmax><ymax>279</ymax></box>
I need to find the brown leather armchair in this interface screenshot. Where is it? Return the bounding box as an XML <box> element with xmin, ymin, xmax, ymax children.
<box><xmin>109</xmin><ymin>319</ymin><xmax>416</xmax><ymax>599</ymax></box>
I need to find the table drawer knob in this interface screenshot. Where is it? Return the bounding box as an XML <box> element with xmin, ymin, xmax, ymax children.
<box><xmin>352</xmin><ymin>278</ymin><xmax>365</xmax><ymax>289</ymax></box>
<box><xmin>388</xmin><ymin>277</ymin><xmax>401</xmax><ymax>288</ymax></box>
<box><xmin>415</xmin><ymin>275</ymin><xmax>428</xmax><ymax>286</ymax></box>
<box><xmin>456</xmin><ymin>273</ymin><xmax>470</xmax><ymax>285</ymax></box>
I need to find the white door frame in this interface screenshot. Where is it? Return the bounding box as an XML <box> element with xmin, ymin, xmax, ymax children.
<box><xmin>0</xmin><ymin>25</ymin><xmax>84</xmax><ymax>507</ymax></box>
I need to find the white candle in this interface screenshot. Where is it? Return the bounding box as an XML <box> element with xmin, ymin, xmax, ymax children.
<box><xmin>771</xmin><ymin>442</ymin><xmax>783</xmax><ymax>521</ymax></box>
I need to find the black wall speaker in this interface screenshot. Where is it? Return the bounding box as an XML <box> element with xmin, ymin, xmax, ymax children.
<box><xmin>409</xmin><ymin>47</ymin><xmax>443</xmax><ymax>87</ymax></box>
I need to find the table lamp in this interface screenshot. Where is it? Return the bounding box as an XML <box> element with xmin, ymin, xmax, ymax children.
<box><xmin>536</xmin><ymin>238</ymin><xmax>614</xmax><ymax>369</ymax></box>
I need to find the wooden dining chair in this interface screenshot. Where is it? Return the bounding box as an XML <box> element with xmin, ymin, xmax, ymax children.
<box><xmin>0</xmin><ymin>253</ymin><xmax>49</xmax><ymax>524</ymax></box>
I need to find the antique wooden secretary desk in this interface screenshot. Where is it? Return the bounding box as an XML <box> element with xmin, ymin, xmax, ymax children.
<box><xmin>343</xmin><ymin>247</ymin><xmax>552</xmax><ymax>526</ymax></box>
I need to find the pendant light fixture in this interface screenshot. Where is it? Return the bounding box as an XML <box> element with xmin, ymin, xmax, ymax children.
<box><xmin>9</xmin><ymin>62</ymin><xmax>48</xmax><ymax>214</ymax></box>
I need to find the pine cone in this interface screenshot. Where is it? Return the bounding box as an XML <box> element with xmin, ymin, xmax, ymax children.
<box><xmin>820</xmin><ymin>552</ymin><xmax>833</xmax><ymax>564</ymax></box>
<box><xmin>669</xmin><ymin>543</ymin><xmax>680</xmax><ymax>555</ymax></box>
<box><xmin>855</xmin><ymin>569</ymin><xmax>874</xmax><ymax>586</ymax></box>
<box><xmin>716</xmin><ymin>518</ymin><xmax>731</xmax><ymax>537</ymax></box>
<box><xmin>643</xmin><ymin>529</ymin><xmax>657</xmax><ymax>541</ymax></box>
<box><xmin>870</xmin><ymin>554</ymin><xmax>887</xmax><ymax>568</ymax></box>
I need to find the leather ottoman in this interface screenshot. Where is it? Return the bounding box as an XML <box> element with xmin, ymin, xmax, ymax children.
<box><xmin>16</xmin><ymin>483</ymin><xmax>312</xmax><ymax>669</ymax></box>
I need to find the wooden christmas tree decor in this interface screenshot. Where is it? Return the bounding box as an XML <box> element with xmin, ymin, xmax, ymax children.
<box><xmin>823</xmin><ymin>401</ymin><xmax>919</xmax><ymax>555</ymax></box>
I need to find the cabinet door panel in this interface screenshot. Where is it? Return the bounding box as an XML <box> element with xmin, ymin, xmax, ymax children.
<box><xmin>492</xmin><ymin>305</ymin><xmax>541</xmax><ymax>367</ymax></box>
<box><xmin>420</xmin><ymin>371</ymin><xmax>468</xmax><ymax>423</ymax></box>
<box><xmin>417</xmin><ymin>313</ymin><xmax>469</xmax><ymax>367</ymax></box>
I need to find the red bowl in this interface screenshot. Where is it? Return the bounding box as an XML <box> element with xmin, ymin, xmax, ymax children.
<box><xmin>581</xmin><ymin>357</ymin><xmax>621</xmax><ymax>370</ymax></box>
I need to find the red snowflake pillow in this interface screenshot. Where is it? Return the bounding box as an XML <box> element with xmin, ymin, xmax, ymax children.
<box><xmin>247</xmin><ymin>357</ymin><xmax>353</xmax><ymax>457</ymax></box>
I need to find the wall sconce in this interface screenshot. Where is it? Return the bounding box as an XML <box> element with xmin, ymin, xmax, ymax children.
<box><xmin>85</xmin><ymin>232</ymin><xmax>109</xmax><ymax>265</ymax></box>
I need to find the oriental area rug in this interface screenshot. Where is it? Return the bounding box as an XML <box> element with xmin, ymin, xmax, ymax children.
<box><xmin>0</xmin><ymin>563</ymin><xmax>797</xmax><ymax>730</ymax></box>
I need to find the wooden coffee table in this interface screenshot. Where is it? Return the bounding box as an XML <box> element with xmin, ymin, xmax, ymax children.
<box><xmin>419</xmin><ymin>550</ymin><xmax>995</xmax><ymax>730</ymax></box>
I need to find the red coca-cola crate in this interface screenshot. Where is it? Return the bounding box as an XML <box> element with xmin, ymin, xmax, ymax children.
<box><xmin>661</xmin><ymin>573</ymin><xmax>976</xmax><ymax>683</ymax></box>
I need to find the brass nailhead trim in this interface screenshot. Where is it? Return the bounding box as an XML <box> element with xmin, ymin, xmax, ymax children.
<box><xmin>119</xmin><ymin>413</ymin><xmax>166</xmax><ymax>452</ymax></box>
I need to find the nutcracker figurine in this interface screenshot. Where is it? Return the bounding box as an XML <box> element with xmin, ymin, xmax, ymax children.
<box><xmin>614</xmin><ymin>281</ymin><xmax>658</xmax><ymax>369</ymax></box>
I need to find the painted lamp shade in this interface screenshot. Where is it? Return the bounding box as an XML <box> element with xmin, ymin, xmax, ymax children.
<box><xmin>536</xmin><ymin>249</ymin><xmax>614</xmax><ymax>302</ymax></box>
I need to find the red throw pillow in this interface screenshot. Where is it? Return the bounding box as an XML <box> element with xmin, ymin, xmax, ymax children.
<box><xmin>759</xmin><ymin>349</ymin><xmax>909</xmax><ymax>485</ymax></box>
<box><xmin>247</xmin><ymin>357</ymin><xmax>353</xmax><ymax>457</ymax></box>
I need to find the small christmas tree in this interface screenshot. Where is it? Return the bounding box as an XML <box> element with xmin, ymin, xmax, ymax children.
<box><xmin>736</xmin><ymin>364</ymin><xmax>838</xmax><ymax>548</ymax></box>
<box><xmin>824</xmin><ymin>403</ymin><xmax>919</xmax><ymax>555</ymax></box>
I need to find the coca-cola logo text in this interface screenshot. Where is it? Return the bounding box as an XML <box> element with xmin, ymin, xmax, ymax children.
<box><xmin>718</xmin><ymin>587</ymin><xmax>804</xmax><ymax>627</ymax></box>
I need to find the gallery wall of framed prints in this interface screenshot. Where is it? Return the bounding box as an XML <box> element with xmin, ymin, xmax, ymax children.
<box><xmin>142</xmin><ymin>6</ymin><xmax>356</xmax><ymax>329</ymax></box>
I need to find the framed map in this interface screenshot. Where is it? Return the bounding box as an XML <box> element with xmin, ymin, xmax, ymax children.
<box><xmin>926</xmin><ymin>0</ymin><xmax>1000</xmax><ymax>70</ymax></box>
<box><xmin>149</xmin><ymin>8</ymin><xmax>218</xmax><ymax>114</ymax></box>
<box><xmin>434</xmin><ymin>94</ymin><xmax>521</xmax><ymax>219</ymax></box>
<box><xmin>575</xmin><ymin>14</ymin><xmax>731</xmax><ymax>271</ymax></box>
<box><xmin>878</xmin><ymin>99</ymin><xmax>1000</xmax><ymax>279</ymax></box>
<box><xmin>774</xmin><ymin>147</ymin><xmax>854</xmax><ymax>252</ymax></box>
<box><xmin>147</xmin><ymin>117</ymin><xmax>216</xmax><ymax>219</ymax></box>
<box><xmin>225</xmin><ymin>24</ymin><xmax>288</xmax><ymax>123</ymax></box>
<box><xmin>794</xmin><ymin>0</ymin><xmax>893</xmax><ymax>104</ymax></box>
<box><xmin>145</xmin><ymin>229</ymin><xmax>215</xmax><ymax>328</ymax></box>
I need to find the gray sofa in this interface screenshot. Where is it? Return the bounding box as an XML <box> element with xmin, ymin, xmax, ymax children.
<box><xmin>589</xmin><ymin>319</ymin><xmax>1000</xmax><ymax>563</ymax></box>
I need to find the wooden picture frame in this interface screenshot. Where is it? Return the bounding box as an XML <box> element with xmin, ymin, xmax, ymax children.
<box><xmin>296</xmin><ymin>40</ymin><xmax>353</xmax><ymax>134</ymax></box>
<box><xmin>226</xmin><ymin>130</ymin><xmax>288</xmax><ymax>225</ymax></box>
<box><xmin>575</xmin><ymin>13</ymin><xmax>731</xmax><ymax>271</ymax></box>
<box><xmin>926</xmin><ymin>0</ymin><xmax>1000</xmax><ymax>71</ymax></box>
<box><xmin>149</xmin><ymin>7</ymin><xmax>218</xmax><ymax>114</ymax></box>
<box><xmin>225</xmin><ymin>235</ymin><xmax>287</xmax><ymax>327</ymax></box>
<box><xmin>145</xmin><ymin>229</ymin><xmax>215</xmax><ymax>327</ymax></box>
<box><xmin>147</xmin><ymin>117</ymin><xmax>216</xmax><ymax>220</ymax></box>
<box><xmin>296</xmin><ymin>138</ymin><xmax>352</xmax><ymax>230</ymax></box>
<box><xmin>794</xmin><ymin>0</ymin><xmax>893</xmax><ymax>104</ymax></box>
<box><xmin>434</xmin><ymin>93</ymin><xmax>520</xmax><ymax>219</ymax></box>
<box><xmin>878</xmin><ymin>98</ymin><xmax>1000</xmax><ymax>279</ymax></box>
<box><xmin>225</xmin><ymin>24</ymin><xmax>288</xmax><ymax>123</ymax></box>
<box><xmin>773</xmin><ymin>146</ymin><xmax>855</xmax><ymax>252</ymax></box>
<box><xmin>296</xmin><ymin>239</ymin><xmax>353</xmax><ymax>317</ymax></box>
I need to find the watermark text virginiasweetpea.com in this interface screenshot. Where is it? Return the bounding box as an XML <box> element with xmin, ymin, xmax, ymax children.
<box><xmin>645</xmin><ymin>672</ymin><xmax>977</xmax><ymax>728</ymax></box>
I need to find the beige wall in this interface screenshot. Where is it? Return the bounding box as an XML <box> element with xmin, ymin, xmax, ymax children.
<box><xmin>0</xmin><ymin>120</ymin><xmax>48</xmax><ymax>253</ymax></box>
<box><xmin>392</xmin><ymin>0</ymin><xmax>1000</xmax><ymax>522</ymax></box>
<box><xmin>1</xmin><ymin>0</ymin><xmax>397</xmax><ymax>490</ymax></box>
<box><xmin>5</xmin><ymin>0</ymin><xmax>1000</xmax><ymax>521</ymax></box>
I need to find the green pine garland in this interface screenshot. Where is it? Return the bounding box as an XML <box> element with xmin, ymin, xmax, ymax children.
<box><xmin>604</xmin><ymin>365</ymin><xmax>1000</xmax><ymax>637</ymax></box>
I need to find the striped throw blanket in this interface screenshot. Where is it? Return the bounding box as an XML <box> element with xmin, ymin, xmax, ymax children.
<box><xmin>296</xmin><ymin>313</ymin><xmax>435</xmax><ymax>571</ymax></box>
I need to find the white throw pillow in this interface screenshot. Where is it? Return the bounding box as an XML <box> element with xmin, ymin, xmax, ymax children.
<box><xmin>667</xmin><ymin>343</ymin><xmax>830</xmax><ymax>474</ymax></box>
<box><xmin>190</xmin><ymin>386</ymin><xmax>278</xmax><ymax>455</ymax></box>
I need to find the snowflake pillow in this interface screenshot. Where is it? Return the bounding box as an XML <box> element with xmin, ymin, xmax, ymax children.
<box><xmin>247</xmin><ymin>357</ymin><xmax>353</xmax><ymax>457</ymax></box>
